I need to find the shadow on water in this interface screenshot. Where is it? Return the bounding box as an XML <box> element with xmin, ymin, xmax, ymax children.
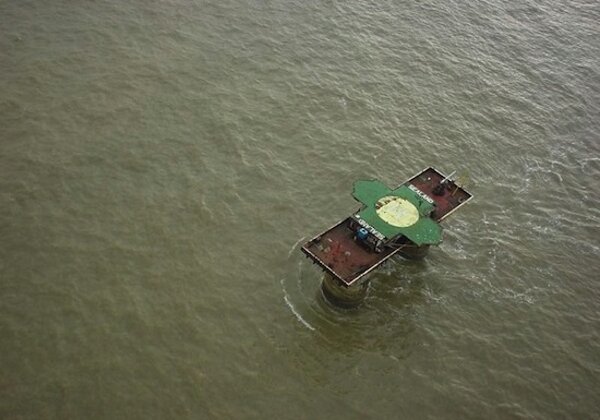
<box><xmin>281</xmin><ymin>253</ymin><xmax>434</xmax><ymax>360</ymax></box>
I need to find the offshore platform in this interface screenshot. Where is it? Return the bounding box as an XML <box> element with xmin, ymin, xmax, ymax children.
<box><xmin>301</xmin><ymin>167</ymin><xmax>472</xmax><ymax>307</ymax></box>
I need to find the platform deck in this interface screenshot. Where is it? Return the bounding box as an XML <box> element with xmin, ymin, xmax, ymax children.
<box><xmin>301</xmin><ymin>167</ymin><xmax>472</xmax><ymax>286</ymax></box>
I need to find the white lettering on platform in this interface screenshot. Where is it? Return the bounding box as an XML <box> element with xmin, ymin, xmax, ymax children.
<box><xmin>408</xmin><ymin>184</ymin><xmax>434</xmax><ymax>204</ymax></box>
<box><xmin>355</xmin><ymin>217</ymin><xmax>386</xmax><ymax>241</ymax></box>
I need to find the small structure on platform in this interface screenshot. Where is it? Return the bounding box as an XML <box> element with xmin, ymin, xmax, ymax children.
<box><xmin>301</xmin><ymin>167</ymin><xmax>472</xmax><ymax>307</ymax></box>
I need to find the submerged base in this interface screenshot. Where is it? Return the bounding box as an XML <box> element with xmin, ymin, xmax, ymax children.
<box><xmin>397</xmin><ymin>244</ymin><xmax>430</xmax><ymax>260</ymax></box>
<box><xmin>321</xmin><ymin>275</ymin><xmax>369</xmax><ymax>308</ymax></box>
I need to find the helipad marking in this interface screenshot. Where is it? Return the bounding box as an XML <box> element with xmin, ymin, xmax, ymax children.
<box><xmin>375</xmin><ymin>196</ymin><xmax>419</xmax><ymax>228</ymax></box>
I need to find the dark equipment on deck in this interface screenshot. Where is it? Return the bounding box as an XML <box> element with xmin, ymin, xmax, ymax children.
<box><xmin>301</xmin><ymin>167</ymin><xmax>472</xmax><ymax>307</ymax></box>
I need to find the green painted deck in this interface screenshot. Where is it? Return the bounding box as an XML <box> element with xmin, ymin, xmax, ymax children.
<box><xmin>352</xmin><ymin>180</ymin><xmax>442</xmax><ymax>245</ymax></box>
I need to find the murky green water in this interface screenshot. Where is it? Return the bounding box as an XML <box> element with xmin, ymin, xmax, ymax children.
<box><xmin>1</xmin><ymin>0</ymin><xmax>599</xmax><ymax>418</ymax></box>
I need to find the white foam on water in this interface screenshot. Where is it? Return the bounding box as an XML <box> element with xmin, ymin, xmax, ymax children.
<box><xmin>281</xmin><ymin>278</ymin><xmax>315</xmax><ymax>331</ymax></box>
<box><xmin>287</xmin><ymin>236</ymin><xmax>305</xmax><ymax>260</ymax></box>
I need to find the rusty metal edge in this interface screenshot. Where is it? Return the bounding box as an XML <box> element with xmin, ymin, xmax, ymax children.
<box><xmin>300</xmin><ymin>167</ymin><xmax>473</xmax><ymax>288</ymax></box>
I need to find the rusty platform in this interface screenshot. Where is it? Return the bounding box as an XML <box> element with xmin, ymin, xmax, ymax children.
<box><xmin>301</xmin><ymin>167</ymin><xmax>472</xmax><ymax>286</ymax></box>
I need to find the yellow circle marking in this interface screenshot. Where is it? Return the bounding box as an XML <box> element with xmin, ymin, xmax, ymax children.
<box><xmin>376</xmin><ymin>196</ymin><xmax>419</xmax><ymax>228</ymax></box>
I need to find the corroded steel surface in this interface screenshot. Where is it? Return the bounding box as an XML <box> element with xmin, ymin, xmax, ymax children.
<box><xmin>301</xmin><ymin>167</ymin><xmax>472</xmax><ymax>287</ymax></box>
<box><xmin>302</xmin><ymin>218</ymin><xmax>399</xmax><ymax>283</ymax></box>
<box><xmin>408</xmin><ymin>168</ymin><xmax>472</xmax><ymax>221</ymax></box>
